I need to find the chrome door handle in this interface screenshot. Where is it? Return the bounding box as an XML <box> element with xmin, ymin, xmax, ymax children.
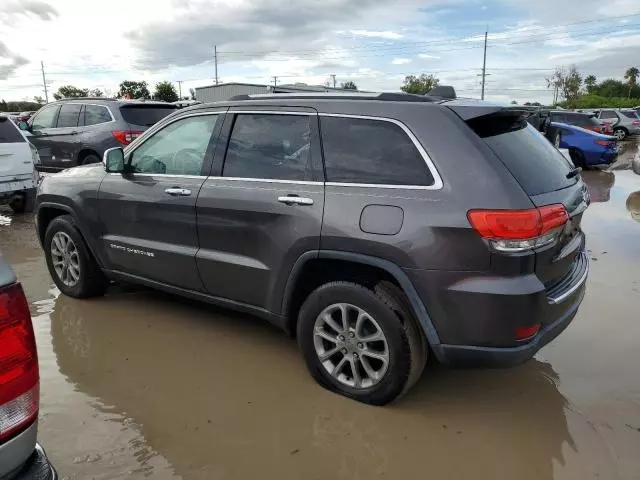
<box><xmin>277</xmin><ymin>196</ymin><xmax>314</xmax><ymax>206</ymax></box>
<box><xmin>165</xmin><ymin>187</ymin><xmax>192</xmax><ymax>196</ymax></box>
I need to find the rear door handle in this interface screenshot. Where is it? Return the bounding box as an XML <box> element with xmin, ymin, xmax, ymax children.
<box><xmin>277</xmin><ymin>195</ymin><xmax>314</xmax><ymax>206</ymax></box>
<box><xmin>165</xmin><ymin>187</ymin><xmax>192</xmax><ymax>196</ymax></box>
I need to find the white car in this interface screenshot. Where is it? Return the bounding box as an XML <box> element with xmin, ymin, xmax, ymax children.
<box><xmin>0</xmin><ymin>115</ymin><xmax>40</xmax><ymax>213</ymax></box>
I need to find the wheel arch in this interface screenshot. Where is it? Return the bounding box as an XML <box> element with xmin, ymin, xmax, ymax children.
<box><xmin>75</xmin><ymin>148</ymin><xmax>101</xmax><ymax>165</ymax></box>
<box><xmin>282</xmin><ymin>250</ymin><xmax>441</xmax><ymax>348</ymax></box>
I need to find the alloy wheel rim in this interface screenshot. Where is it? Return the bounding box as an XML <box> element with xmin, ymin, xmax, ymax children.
<box><xmin>313</xmin><ymin>303</ymin><xmax>390</xmax><ymax>389</ymax></box>
<box><xmin>51</xmin><ymin>232</ymin><xmax>81</xmax><ymax>287</ymax></box>
<box><xmin>615</xmin><ymin>130</ymin><xmax>625</xmax><ymax>140</ymax></box>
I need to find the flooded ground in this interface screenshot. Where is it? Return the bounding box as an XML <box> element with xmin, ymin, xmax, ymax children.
<box><xmin>1</xmin><ymin>140</ymin><xmax>639</xmax><ymax>480</ymax></box>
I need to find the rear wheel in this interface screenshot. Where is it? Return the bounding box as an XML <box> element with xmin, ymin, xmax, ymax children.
<box><xmin>613</xmin><ymin>127</ymin><xmax>627</xmax><ymax>141</ymax></box>
<box><xmin>44</xmin><ymin>215</ymin><xmax>108</xmax><ymax>298</ymax></box>
<box><xmin>297</xmin><ymin>281</ymin><xmax>426</xmax><ymax>405</ymax></box>
<box><xmin>80</xmin><ymin>153</ymin><xmax>100</xmax><ymax>165</ymax></box>
<box><xmin>9</xmin><ymin>190</ymin><xmax>35</xmax><ymax>214</ymax></box>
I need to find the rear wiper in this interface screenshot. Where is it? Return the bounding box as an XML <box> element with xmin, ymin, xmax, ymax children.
<box><xmin>566</xmin><ymin>167</ymin><xmax>582</xmax><ymax>179</ymax></box>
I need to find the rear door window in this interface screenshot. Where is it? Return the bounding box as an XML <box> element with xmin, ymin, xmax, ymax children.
<box><xmin>470</xmin><ymin>118</ymin><xmax>575</xmax><ymax>195</ymax></box>
<box><xmin>223</xmin><ymin>114</ymin><xmax>314</xmax><ymax>181</ymax></box>
<box><xmin>56</xmin><ymin>103</ymin><xmax>82</xmax><ymax>128</ymax></box>
<box><xmin>320</xmin><ymin>116</ymin><xmax>435</xmax><ymax>186</ymax></box>
<box><xmin>621</xmin><ymin>111</ymin><xmax>639</xmax><ymax>119</ymax></box>
<box><xmin>119</xmin><ymin>105</ymin><xmax>177</xmax><ymax>127</ymax></box>
<box><xmin>0</xmin><ymin>118</ymin><xmax>25</xmax><ymax>143</ymax></box>
<box><xmin>84</xmin><ymin>105</ymin><xmax>112</xmax><ymax>126</ymax></box>
<box><xmin>600</xmin><ymin>110</ymin><xmax>617</xmax><ymax>120</ymax></box>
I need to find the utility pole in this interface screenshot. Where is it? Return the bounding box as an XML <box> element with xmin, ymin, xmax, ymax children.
<box><xmin>330</xmin><ymin>74</ymin><xmax>336</xmax><ymax>88</ymax></box>
<box><xmin>272</xmin><ymin>76</ymin><xmax>278</xmax><ymax>87</ymax></box>
<box><xmin>480</xmin><ymin>29</ymin><xmax>488</xmax><ymax>100</ymax></box>
<box><xmin>177</xmin><ymin>80</ymin><xmax>183</xmax><ymax>99</ymax></box>
<box><xmin>41</xmin><ymin>61</ymin><xmax>49</xmax><ymax>103</ymax></box>
<box><xmin>214</xmin><ymin>45</ymin><xmax>219</xmax><ymax>85</ymax></box>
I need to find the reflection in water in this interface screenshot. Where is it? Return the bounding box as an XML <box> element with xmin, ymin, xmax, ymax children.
<box><xmin>581</xmin><ymin>170</ymin><xmax>615</xmax><ymax>203</ymax></box>
<box><xmin>626</xmin><ymin>191</ymin><xmax>640</xmax><ymax>223</ymax></box>
<box><xmin>50</xmin><ymin>291</ymin><xmax>574</xmax><ymax>480</ymax></box>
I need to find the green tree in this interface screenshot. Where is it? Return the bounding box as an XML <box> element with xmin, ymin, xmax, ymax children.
<box><xmin>562</xmin><ymin>65</ymin><xmax>582</xmax><ymax>101</ymax></box>
<box><xmin>593</xmin><ymin>79</ymin><xmax>628</xmax><ymax>98</ymax></box>
<box><xmin>341</xmin><ymin>81</ymin><xmax>358</xmax><ymax>90</ymax></box>
<box><xmin>118</xmin><ymin>80</ymin><xmax>151</xmax><ymax>99</ymax></box>
<box><xmin>624</xmin><ymin>67</ymin><xmax>639</xmax><ymax>98</ymax></box>
<box><xmin>584</xmin><ymin>75</ymin><xmax>597</xmax><ymax>94</ymax></box>
<box><xmin>546</xmin><ymin>67</ymin><xmax>565</xmax><ymax>104</ymax></box>
<box><xmin>510</xmin><ymin>100</ymin><xmax>518</xmax><ymax>104</ymax></box>
<box><xmin>88</xmin><ymin>88</ymin><xmax>104</xmax><ymax>97</ymax></box>
<box><xmin>400</xmin><ymin>74</ymin><xmax>439</xmax><ymax>95</ymax></box>
<box><xmin>53</xmin><ymin>85</ymin><xmax>89</xmax><ymax>100</ymax></box>
<box><xmin>153</xmin><ymin>81</ymin><xmax>179</xmax><ymax>102</ymax></box>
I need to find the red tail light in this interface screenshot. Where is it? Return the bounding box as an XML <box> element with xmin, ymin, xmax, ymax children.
<box><xmin>632</xmin><ymin>120</ymin><xmax>640</xmax><ymax>126</ymax></box>
<box><xmin>515</xmin><ymin>324</ymin><xmax>541</xmax><ymax>341</ymax></box>
<box><xmin>112</xmin><ymin>130</ymin><xmax>143</xmax><ymax>145</ymax></box>
<box><xmin>0</xmin><ymin>283</ymin><xmax>39</xmax><ymax>442</ymax></box>
<box><xmin>595</xmin><ymin>140</ymin><xmax>611</xmax><ymax>146</ymax></box>
<box><xmin>467</xmin><ymin>204</ymin><xmax>569</xmax><ymax>252</ymax></box>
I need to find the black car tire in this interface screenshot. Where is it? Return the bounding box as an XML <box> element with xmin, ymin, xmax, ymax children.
<box><xmin>613</xmin><ymin>127</ymin><xmax>627</xmax><ymax>141</ymax></box>
<box><xmin>9</xmin><ymin>189</ymin><xmax>36</xmax><ymax>214</ymax></box>
<box><xmin>44</xmin><ymin>214</ymin><xmax>108</xmax><ymax>298</ymax></box>
<box><xmin>81</xmin><ymin>154</ymin><xmax>100</xmax><ymax>165</ymax></box>
<box><xmin>297</xmin><ymin>281</ymin><xmax>427</xmax><ymax>405</ymax></box>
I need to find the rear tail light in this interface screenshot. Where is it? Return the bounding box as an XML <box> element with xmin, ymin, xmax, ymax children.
<box><xmin>595</xmin><ymin>140</ymin><xmax>611</xmax><ymax>147</ymax></box>
<box><xmin>632</xmin><ymin>120</ymin><xmax>640</xmax><ymax>126</ymax></box>
<box><xmin>0</xmin><ymin>283</ymin><xmax>39</xmax><ymax>442</ymax></box>
<box><xmin>467</xmin><ymin>204</ymin><xmax>569</xmax><ymax>252</ymax></box>
<box><xmin>515</xmin><ymin>324</ymin><xmax>541</xmax><ymax>341</ymax></box>
<box><xmin>112</xmin><ymin>130</ymin><xmax>143</xmax><ymax>145</ymax></box>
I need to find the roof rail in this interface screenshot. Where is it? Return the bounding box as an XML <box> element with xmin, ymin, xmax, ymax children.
<box><xmin>228</xmin><ymin>92</ymin><xmax>439</xmax><ymax>103</ymax></box>
<box><xmin>56</xmin><ymin>97</ymin><xmax>118</xmax><ymax>102</ymax></box>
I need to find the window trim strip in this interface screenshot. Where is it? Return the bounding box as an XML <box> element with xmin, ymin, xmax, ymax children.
<box><xmin>319</xmin><ymin>113</ymin><xmax>443</xmax><ymax>190</ymax></box>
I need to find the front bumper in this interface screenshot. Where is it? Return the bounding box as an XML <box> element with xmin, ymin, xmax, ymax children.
<box><xmin>9</xmin><ymin>444</ymin><xmax>57</xmax><ymax>480</ymax></box>
<box><xmin>405</xmin><ymin>253</ymin><xmax>588</xmax><ymax>367</ymax></box>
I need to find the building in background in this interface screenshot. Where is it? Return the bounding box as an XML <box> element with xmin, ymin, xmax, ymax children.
<box><xmin>195</xmin><ymin>82</ymin><xmax>365</xmax><ymax>103</ymax></box>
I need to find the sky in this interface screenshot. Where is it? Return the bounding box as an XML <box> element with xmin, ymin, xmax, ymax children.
<box><xmin>1</xmin><ymin>0</ymin><xmax>639</xmax><ymax>104</ymax></box>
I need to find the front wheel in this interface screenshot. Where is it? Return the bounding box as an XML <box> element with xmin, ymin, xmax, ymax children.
<box><xmin>297</xmin><ymin>281</ymin><xmax>426</xmax><ymax>405</ymax></box>
<box><xmin>614</xmin><ymin>127</ymin><xmax>627</xmax><ymax>140</ymax></box>
<box><xmin>44</xmin><ymin>215</ymin><xmax>108</xmax><ymax>298</ymax></box>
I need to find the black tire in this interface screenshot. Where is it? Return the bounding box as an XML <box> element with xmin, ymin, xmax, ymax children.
<box><xmin>9</xmin><ymin>190</ymin><xmax>35</xmax><ymax>214</ymax></box>
<box><xmin>613</xmin><ymin>127</ymin><xmax>627</xmax><ymax>141</ymax></box>
<box><xmin>80</xmin><ymin>153</ymin><xmax>100</xmax><ymax>165</ymax></box>
<box><xmin>297</xmin><ymin>281</ymin><xmax>427</xmax><ymax>405</ymax></box>
<box><xmin>44</xmin><ymin>214</ymin><xmax>108</xmax><ymax>298</ymax></box>
<box><xmin>569</xmin><ymin>148</ymin><xmax>585</xmax><ymax>168</ymax></box>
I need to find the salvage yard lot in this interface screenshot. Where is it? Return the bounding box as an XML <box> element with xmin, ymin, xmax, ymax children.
<box><xmin>1</xmin><ymin>140</ymin><xmax>639</xmax><ymax>480</ymax></box>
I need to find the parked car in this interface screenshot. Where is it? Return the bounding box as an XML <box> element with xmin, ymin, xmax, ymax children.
<box><xmin>19</xmin><ymin>98</ymin><xmax>177</xmax><ymax>172</ymax></box>
<box><xmin>0</xmin><ymin>115</ymin><xmax>39</xmax><ymax>213</ymax></box>
<box><xmin>35</xmin><ymin>92</ymin><xmax>589</xmax><ymax>405</ymax></box>
<box><xmin>16</xmin><ymin>111</ymin><xmax>35</xmax><ymax>123</ymax></box>
<box><xmin>550</xmin><ymin>111</ymin><xmax>609</xmax><ymax>135</ymax></box>
<box><xmin>595</xmin><ymin>108</ymin><xmax>640</xmax><ymax>140</ymax></box>
<box><xmin>0</xmin><ymin>255</ymin><xmax>57</xmax><ymax>479</ymax></box>
<box><xmin>552</xmin><ymin>121</ymin><xmax>618</xmax><ymax>167</ymax></box>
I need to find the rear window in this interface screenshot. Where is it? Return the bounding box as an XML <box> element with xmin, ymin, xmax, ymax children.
<box><xmin>469</xmin><ymin>116</ymin><xmax>575</xmax><ymax>196</ymax></box>
<box><xmin>567</xmin><ymin>114</ymin><xmax>600</xmax><ymax>128</ymax></box>
<box><xmin>0</xmin><ymin>118</ymin><xmax>25</xmax><ymax>143</ymax></box>
<box><xmin>621</xmin><ymin>111</ymin><xmax>639</xmax><ymax>119</ymax></box>
<box><xmin>119</xmin><ymin>105</ymin><xmax>177</xmax><ymax>127</ymax></box>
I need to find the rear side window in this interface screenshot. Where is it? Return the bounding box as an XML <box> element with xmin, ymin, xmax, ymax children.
<box><xmin>223</xmin><ymin>114</ymin><xmax>313</xmax><ymax>181</ymax></box>
<box><xmin>567</xmin><ymin>114</ymin><xmax>599</xmax><ymax>128</ymax></box>
<box><xmin>550</xmin><ymin>113</ymin><xmax>564</xmax><ymax>123</ymax></box>
<box><xmin>0</xmin><ymin>118</ymin><xmax>25</xmax><ymax>143</ymax></box>
<box><xmin>56</xmin><ymin>104</ymin><xmax>82</xmax><ymax>128</ymax></box>
<box><xmin>320</xmin><ymin>116</ymin><xmax>434</xmax><ymax>186</ymax></box>
<box><xmin>470</xmin><ymin>118</ymin><xmax>575</xmax><ymax>196</ymax></box>
<box><xmin>84</xmin><ymin>105</ymin><xmax>112</xmax><ymax>126</ymax></box>
<box><xmin>622</xmin><ymin>111</ymin><xmax>638</xmax><ymax>119</ymax></box>
<box><xmin>119</xmin><ymin>106</ymin><xmax>176</xmax><ymax>127</ymax></box>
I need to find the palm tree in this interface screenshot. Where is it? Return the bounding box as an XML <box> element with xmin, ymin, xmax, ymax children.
<box><xmin>584</xmin><ymin>74</ymin><xmax>597</xmax><ymax>94</ymax></box>
<box><xmin>624</xmin><ymin>67</ymin><xmax>639</xmax><ymax>98</ymax></box>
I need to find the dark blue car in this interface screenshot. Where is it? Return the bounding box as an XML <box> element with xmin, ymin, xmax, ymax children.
<box><xmin>552</xmin><ymin>122</ymin><xmax>618</xmax><ymax>167</ymax></box>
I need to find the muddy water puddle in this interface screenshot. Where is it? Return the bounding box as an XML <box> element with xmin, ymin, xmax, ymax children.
<box><xmin>1</xmin><ymin>141</ymin><xmax>639</xmax><ymax>479</ymax></box>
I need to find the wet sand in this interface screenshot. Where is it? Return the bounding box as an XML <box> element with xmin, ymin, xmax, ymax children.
<box><xmin>1</xmin><ymin>141</ymin><xmax>639</xmax><ymax>479</ymax></box>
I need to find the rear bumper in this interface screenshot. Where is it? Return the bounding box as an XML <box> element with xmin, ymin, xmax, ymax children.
<box><xmin>405</xmin><ymin>253</ymin><xmax>588</xmax><ymax>367</ymax></box>
<box><xmin>8</xmin><ymin>444</ymin><xmax>57</xmax><ymax>480</ymax></box>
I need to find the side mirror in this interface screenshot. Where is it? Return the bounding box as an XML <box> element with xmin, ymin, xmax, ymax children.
<box><xmin>103</xmin><ymin>147</ymin><xmax>125</xmax><ymax>173</ymax></box>
<box><xmin>18</xmin><ymin>121</ymin><xmax>30</xmax><ymax>131</ymax></box>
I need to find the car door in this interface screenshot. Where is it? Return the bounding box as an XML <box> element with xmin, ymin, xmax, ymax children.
<box><xmin>48</xmin><ymin>102</ymin><xmax>83</xmax><ymax>169</ymax></box>
<box><xmin>97</xmin><ymin>110</ymin><xmax>224</xmax><ymax>291</ymax></box>
<box><xmin>26</xmin><ymin>103</ymin><xmax>60</xmax><ymax>168</ymax></box>
<box><xmin>195</xmin><ymin>108</ymin><xmax>325</xmax><ymax>313</ymax></box>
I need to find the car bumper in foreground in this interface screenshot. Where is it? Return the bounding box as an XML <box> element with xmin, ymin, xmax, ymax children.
<box><xmin>8</xmin><ymin>444</ymin><xmax>57</xmax><ymax>480</ymax></box>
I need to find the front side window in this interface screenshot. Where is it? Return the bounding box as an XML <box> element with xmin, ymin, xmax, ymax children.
<box><xmin>320</xmin><ymin>116</ymin><xmax>435</xmax><ymax>186</ymax></box>
<box><xmin>223</xmin><ymin>114</ymin><xmax>313</xmax><ymax>181</ymax></box>
<box><xmin>56</xmin><ymin>104</ymin><xmax>82</xmax><ymax>128</ymax></box>
<box><xmin>84</xmin><ymin>105</ymin><xmax>112</xmax><ymax>126</ymax></box>
<box><xmin>129</xmin><ymin>114</ymin><xmax>218</xmax><ymax>175</ymax></box>
<box><xmin>31</xmin><ymin>105</ymin><xmax>60</xmax><ymax>130</ymax></box>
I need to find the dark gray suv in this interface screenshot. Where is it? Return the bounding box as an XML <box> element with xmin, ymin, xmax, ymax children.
<box><xmin>34</xmin><ymin>92</ymin><xmax>589</xmax><ymax>405</ymax></box>
<box><xmin>20</xmin><ymin>98</ymin><xmax>176</xmax><ymax>171</ymax></box>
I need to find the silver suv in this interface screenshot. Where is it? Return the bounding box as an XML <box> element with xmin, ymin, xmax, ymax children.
<box><xmin>596</xmin><ymin>108</ymin><xmax>640</xmax><ymax>140</ymax></box>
